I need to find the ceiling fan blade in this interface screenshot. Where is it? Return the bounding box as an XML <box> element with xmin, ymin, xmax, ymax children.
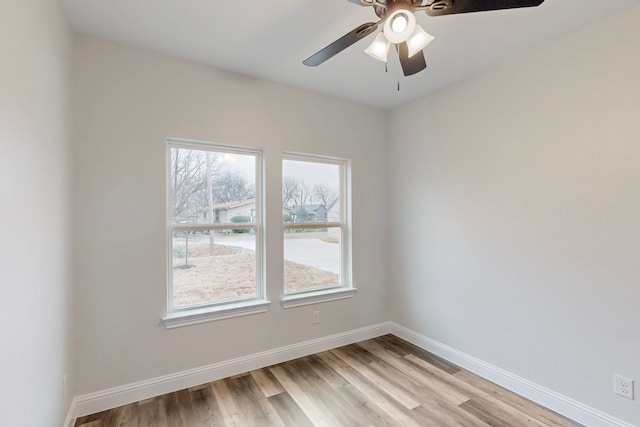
<box><xmin>303</xmin><ymin>22</ymin><xmax>379</xmax><ymax>67</ymax></box>
<box><xmin>398</xmin><ymin>42</ymin><xmax>427</xmax><ymax>76</ymax></box>
<box><xmin>425</xmin><ymin>0</ymin><xmax>544</xmax><ymax>16</ymax></box>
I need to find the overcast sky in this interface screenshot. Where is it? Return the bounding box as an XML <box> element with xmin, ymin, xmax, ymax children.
<box><xmin>223</xmin><ymin>153</ymin><xmax>340</xmax><ymax>193</ymax></box>
<box><xmin>283</xmin><ymin>159</ymin><xmax>339</xmax><ymax>193</ymax></box>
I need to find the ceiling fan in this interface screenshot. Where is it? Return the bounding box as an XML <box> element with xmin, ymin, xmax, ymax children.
<box><xmin>303</xmin><ymin>0</ymin><xmax>545</xmax><ymax>76</ymax></box>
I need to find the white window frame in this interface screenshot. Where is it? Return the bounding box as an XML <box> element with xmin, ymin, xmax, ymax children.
<box><xmin>280</xmin><ymin>152</ymin><xmax>356</xmax><ymax>308</ymax></box>
<box><xmin>162</xmin><ymin>138</ymin><xmax>269</xmax><ymax>329</ymax></box>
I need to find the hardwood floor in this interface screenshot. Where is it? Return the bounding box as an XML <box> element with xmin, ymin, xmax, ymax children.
<box><xmin>75</xmin><ymin>335</ymin><xmax>582</xmax><ymax>427</ymax></box>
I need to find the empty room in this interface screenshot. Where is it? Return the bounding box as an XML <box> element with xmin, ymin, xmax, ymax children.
<box><xmin>1</xmin><ymin>0</ymin><xmax>639</xmax><ymax>426</ymax></box>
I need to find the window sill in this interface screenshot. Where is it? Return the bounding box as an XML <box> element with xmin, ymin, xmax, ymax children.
<box><xmin>162</xmin><ymin>299</ymin><xmax>271</xmax><ymax>329</ymax></box>
<box><xmin>280</xmin><ymin>287</ymin><xmax>357</xmax><ymax>309</ymax></box>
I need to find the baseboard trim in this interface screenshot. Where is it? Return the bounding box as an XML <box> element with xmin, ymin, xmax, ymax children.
<box><xmin>390</xmin><ymin>322</ymin><xmax>635</xmax><ymax>427</ymax></box>
<box><xmin>63</xmin><ymin>400</ymin><xmax>77</xmax><ymax>427</ymax></box>
<box><xmin>71</xmin><ymin>322</ymin><xmax>392</xmax><ymax>419</ymax></box>
<box><xmin>67</xmin><ymin>321</ymin><xmax>634</xmax><ymax>427</ymax></box>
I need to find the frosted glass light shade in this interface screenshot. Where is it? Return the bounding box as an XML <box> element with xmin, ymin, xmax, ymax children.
<box><xmin>383</xmin><ymin>9</ymin><xmax>416</xmax><ymax>44</ymax></box>
<box><xmin>364</xmin><ymin>32</ymin><xmax>391</xmax><ymax>63</ymax></box>
<box><xmin>407</xmin><ymin>25</ymin><xmax>435</xmax><ymax>58</ymax></box>
<box><xmin>391</xmin><ymin>15</ymin><xmax>408</xmax><ymax>33</ymax></box>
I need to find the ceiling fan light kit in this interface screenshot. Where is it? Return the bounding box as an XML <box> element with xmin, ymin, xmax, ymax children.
<box><xmin>364</xmin><ymin>32</ymin><xmax>392</xmax><ymax>62</ymax></box>
<box><xmin>303</xmin><ymin>0</ymin><xmax>545</xmax><ymax>77</ymax></box>
<box><xmin>406</xmin><ymin>25</ymin><xmax>435</xmax><ymax>58</ymax></box>
<box><xmin>365</xmin><ymin>17</ymin><xmax>434</xmax><ymax>63</ymax></box>
<box><xmin>384</xmin><ymin>8</ymin><xmax>417</xmax><ymax>43</ymax></box>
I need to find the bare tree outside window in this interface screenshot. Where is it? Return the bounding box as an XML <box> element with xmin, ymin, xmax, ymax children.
<box><xmin>313</xmin><ymin>183</ymin><xmax>338</xmax><ymax>210</ymax></box>
<box><xmin>282</xmin><ymin>176</ymin><xmax>300</xmax><ymax>208</ymax></box>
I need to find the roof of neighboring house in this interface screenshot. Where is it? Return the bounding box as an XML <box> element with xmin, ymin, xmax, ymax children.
<box><xmin>199</xmin><ymin>199</ymin><xmax>255</xmax><ymax>211</ymax></box>
<box><xmin>292</xmin><ymin>204</ymin><xmax>326</xmax><ymax>213</ymax></box>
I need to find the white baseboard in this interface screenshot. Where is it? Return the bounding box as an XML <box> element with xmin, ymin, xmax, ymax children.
<box><xmin>70</xmin><ymin>322</ymin><xmax>392</xmax><ymax>421</ymax></box>
<box><xmin>66</xmin><ymin>321</ymin><xmax>634</xmax><ymax>427</ymax></box>
<box><xmin>63</xmin><ymin>400</ymin><xmax>76</xmax><ymax>427</ymax></box>
<box><xmin>390</xmin><ymin>322</ymin><xmax>636</xmax><ymax>427</ymax></box>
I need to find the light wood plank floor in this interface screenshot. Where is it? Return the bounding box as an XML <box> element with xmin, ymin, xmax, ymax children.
<box><xmin>75</xmin><ymin>335</ymin><xmax>582</xmax><ymax>427</ymax></box>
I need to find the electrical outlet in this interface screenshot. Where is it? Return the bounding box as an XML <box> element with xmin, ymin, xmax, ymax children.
<box><xmin>614</xmin><ymin>375</ymin><xmax>634</xmax><ymax>400</ymax></box>
<box><xmin>312</xmin><ymin>311</ymin><xmax>320</xmax><ymax>325</ymax></box>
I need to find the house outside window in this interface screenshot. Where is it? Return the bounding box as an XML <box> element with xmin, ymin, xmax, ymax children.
<box><xmin>281</xmin><ymin>153</ymin><xmax>354</xmax><ymax>307</ymax></box>
<box><xmin>163</xmin><ymin>138</ymin><xmax>268</xmax><ymax>328</ymax></box>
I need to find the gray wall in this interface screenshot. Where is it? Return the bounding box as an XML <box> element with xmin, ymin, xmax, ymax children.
<box><xmin>389</xmin><ymin>5</ymin><xmax>640</xmax><ymax>425</ymax></box>
<box><xmin>0</xmin><ymin>1</ymin><xmax>74</xmax><ymax>425</ymax></box>
<box><xmin>72</xmin><ymin>35</ymin><xmax>389</xmax><ymax>396</ymax></box>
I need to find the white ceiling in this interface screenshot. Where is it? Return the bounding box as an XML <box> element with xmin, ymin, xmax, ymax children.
<box><xmin>63</xmin><ymin>0</ymin><xmax>639</xmax><ymax>109</ymax></box>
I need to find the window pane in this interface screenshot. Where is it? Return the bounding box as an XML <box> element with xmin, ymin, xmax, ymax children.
<box><xmin>171</xmin><ymin>230</ymin><xmax>256</xmax><ymax>307</ymax></box>
<box><xmin>282</xmin><ymin>159</ymin><xmax>340</xmax><ymax>222</ymax></box>
<box><xmin>170</xmin><ymin>147</ymin><xmax>256</xmax><ymax>225</ymax></box>
<box><xmin>284</xmin><ymin>228</ymin><xmax>341</xmax><ymax>294</ymax></box>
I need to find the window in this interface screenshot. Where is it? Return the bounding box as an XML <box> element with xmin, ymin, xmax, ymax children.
<box><xmin>163</xmin><ymin>138</ymin><xmax>268</xmax><ymax>328</ymax></box>
<box><xmin>281</xmin><ymin>153</ymin><xmax>354</xmax><ymax>307</ymax></box>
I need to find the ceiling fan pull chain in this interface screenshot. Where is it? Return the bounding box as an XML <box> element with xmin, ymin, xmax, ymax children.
<box><xmin>397</xmin><ymin>80</ymin><xmax>400</xmax><ymax>92</ymax></box>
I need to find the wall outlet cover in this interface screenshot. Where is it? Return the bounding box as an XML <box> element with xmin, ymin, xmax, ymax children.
<box><xmin>614</xmin><ymin>374</ymin><xmax>634</xmax><ymax>400</ymax></box>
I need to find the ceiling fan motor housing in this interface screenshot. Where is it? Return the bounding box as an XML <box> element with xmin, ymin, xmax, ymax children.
<box><xmin>374</xmin><ymin>0</ymin><xmax>413</xmax><ymax>18</ymax></box>
<box><xmin>374</xmin><ymin>0</ymin><xmax>452</xmax><ymax>18</ymax></box>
